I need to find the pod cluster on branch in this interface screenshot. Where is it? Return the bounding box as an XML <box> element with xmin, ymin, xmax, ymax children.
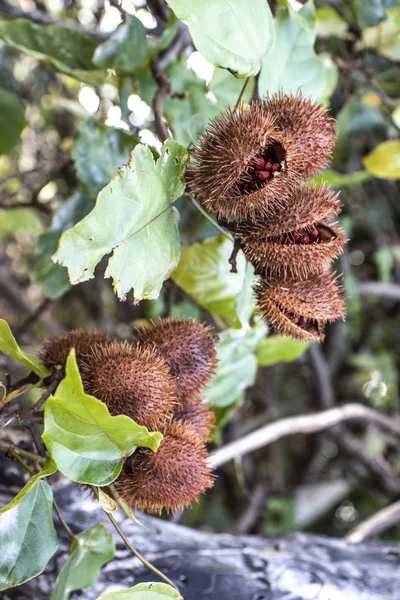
<box><xmin>188</xmin><ymin>93</ymin><xmax>347</xmax><ymax>341</ymax></box>
<box><xmin>40</xmin><ymin>319</ymin><xmax>218</xmax><ymax>513</ymax></box>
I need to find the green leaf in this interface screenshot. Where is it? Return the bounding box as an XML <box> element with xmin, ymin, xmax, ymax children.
<box><xmin>0</xmin><ymin>88</ymin><xmax>25</xmax><ymax>154</ymax></box>
<box><xmin>96</xmin><ymin>582</ymin><xmax>183</xmax><ymax>599</ymax></box>
<box><xmin>93</xmin><ymin>16</ymin><xmax>148</xmax><ymax>73</ymax></box>
<box><xmin>0</xmin><ymin>461</ymin><xmax>58</xmax><ymax>591</ymax></box>
<box><xmin>348</xmin><ymin>0</ymin><xmax>398</xmax><ymax>29</ymax></box>
<box><xmin>53</xmin><ymin>140</ymin><xmax>188</xmax><ymax>302</ymax></box>
<box><xmin>164</xmin><ymin>61</ymin><xmax>254</xmax><ymax>146</ymax></box>
<box><xmin>73</xmin><ymin>118</ymin><xmax>139</xmax><ymax>197</ymax></box>
<box><xmin>363</xmin><ymin>140</ymin><xmax>400</xmax><ymax>179</ymax></box>
<box><xmin>172</xmin><ymin>235</ymin><xmax>246</xmax><ymax>320</ymax></box>
<box><xmin>0</xmin><ymin>319</ymin><xmax>49</xmax><ymax>377</ymax></box>
<box><xmin>32</xmin><ymin>191</ymin><xmax>93</xmax><ymax>299</ymax></box>
<box><xmin>165</xmin><ymin>0</ymin><xmax>275</xmax><ymax>77</ymax></box>
<box><xmin>0</xmin><ymin>19</ymin><xmax>103</xmax><ymax>84</ymax></box>
<box><xmin>235</xmin><ymin>261</ymin><xmax>256</xmax><ymax>327</ymax></box>
<box><xmin>315</xmin><ymin>7</ymin><xmax>348</xmax><ymax>38</ymax></box>
<box><xmin>256</xmin><ymin>335</ymin><xmax>310</xmax><ymax>367</ymax></box>
<box><xmin>51</xmin><ymin>525</ymin><xmax>115</xmax><ymax>600</ymax></box>
<box><xmin>204</xmin><ymin>321</ymin><xmax>267</xmax><ymax>408</ymax></box>
<box><xmin>258</xmin><ymin>9</ymin><xmax>325</xmax><ymax>100</ymax></box>
<box><xmin>42</xmin><ymin>351</ymin><xmax>163</xmax><ymax>486</ymax></box>
<box><xmin>354</xmin><ymin>9</ymin><xmax>400</xmax><ymax>60</ymax></box>
<box><xmin>311</xmin><ymin>169</ymin><xmax>371</xmax><ymax>188</ymax></box>
<box><xmin>392</xmin><ymin>104</ymin><xmax>400</xmax><ymax>128</ymax></box>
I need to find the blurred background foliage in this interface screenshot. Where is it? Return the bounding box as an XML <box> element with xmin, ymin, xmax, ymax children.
<box><xmin>0</xmin><ymin>0</ymin><xmax>400</xmax><ymax>542</ymax></box>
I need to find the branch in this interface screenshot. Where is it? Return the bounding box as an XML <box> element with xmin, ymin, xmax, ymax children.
<box><xmin>151</xmin><ymin>23</ymin><xmax>191</xmax><ymax>142</ymax></box>
<box><xmin>208</xmin><ymin>403</ymin><xmax>400</xmax><ymax>469</ymax></box>
<box><xmin>346</xmin><ymin>500</ymin><xmax>400</xmax><ymax>543</ymax></box>
<box><xmin>359</xmin><ymin>281</ymin><xmax>400</xmax><ymax>301</ymax></box>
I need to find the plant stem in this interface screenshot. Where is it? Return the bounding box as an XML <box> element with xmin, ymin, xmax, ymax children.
<box><xmin>90</xmin><ymin>486</ymin><xmax>181</xmax><ymax>595</ymax></box>
<box><xmin>0</xmin><ymin>440</ymin><xmax>46</xmax><ymax>465</ymax></box>
<box><xmin>53</xmin><ymin>499</ymin><xmax>76</xmax><ymax>540</ymax></box>
<box><xmin>234</xmin><ymin>77</ymin><xmax>250</xmax><ymax>111</ymax></box>
<box><xmin>8</xmin><ymin>448</ymin><xmax>36</xmax><ymax>476</ymax></box>
<box><xmin>188</xmin><ymin>194</ymin><xmax>233</xmax><ymax>241</ymax></box>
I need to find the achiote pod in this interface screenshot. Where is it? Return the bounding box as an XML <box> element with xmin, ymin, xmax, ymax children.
<box><xmin>234</xmin><ymin>185</ymin><xmax>347</xmax><ymax>280</ymax></box>
<box><xmin>188</xmin><ymin>93</ymin><xmax>335</xmax><ymax>221</ymax></box>
<box><xmin>255</xmin><ymin>273</ymin><xmax>345</xmax><ymax>342</ymax></box>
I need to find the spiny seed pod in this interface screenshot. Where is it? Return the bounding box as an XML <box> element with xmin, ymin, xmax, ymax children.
<box><xmin>40</xmin><ymin>329</ymin><xmax>111</xmax><ymax>377</ymax></box>
<box><xmin>136</xmin><ymin>318</ymin><xmax>218</xmax><ymax>398</ymax></box>
<box><xmin>80</xmin><ymin>341</ymin><xmax>176</xmax><ymax>431</ymax></box>
<box><xmin>173</xmin><ymin>392</ymin><xmax>215</xmax><ymax>443</ymax></box>
<box><xmin>234</xmin><ymin>185</ymin><xmax>347</xmax><ymax>279</ymax></box>
<box><xmin>255</xmin><ymin>273</ymin><xmax>345</xmax><ymax>342</ymax></box>
<box><xmin>263</xmin><ymin>92</ymin><xmax>336</xmax><ymax>179</ymax></box>
<box><xmin>188</xmin><ymin>95</ymin><xmax>335</xmax><ymax>221</ymax></box>
<box><xmin>115</xmin><ymin>421</ymin><xmax>214</xmax><ymax>514</ymax></box>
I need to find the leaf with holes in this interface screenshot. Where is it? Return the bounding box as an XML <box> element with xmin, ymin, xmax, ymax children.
<box><xmin>42</xmin><ymin>351</ymin><xmax>163</xmax><ymax>485</ymax></box>
<box><xmin>53</xmin><ymin>140</ymin><xmax>188</xmax><ymax>302</ymax></box>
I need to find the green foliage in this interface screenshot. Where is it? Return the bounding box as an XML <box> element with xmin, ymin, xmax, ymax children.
<box><xmin>363</xmin><ymin>140</ymin><xmax>400</xmax><ymax>179</ymax></box>
<box><xmin>315</xmin><ymin>8</ymin><xmax>348</xmax><ymax>38</ymax></box>
<box><xmin>0</xmin><ymin>87</ymin><xmax>25</xmax><ymax>154</ymax></box>
<box><xmin>312</xmin><ymin>169</ymin><xmax>371</xmax><ymax>188</ymax></box>
<box><xmin>235</xmin><ymin>261</ymin><xmax>256</xmax><ymax>328</ymax></box>
<box><xmin>96</xmin><ymin>582</ymin><xmax>183</xmax><ymax>599</ymax></box>
<box><xmin>0</xmin><ymin>319</ymin><xmax>49</xmax><ymax>377</ymax></box>
<box><xmin>0</xmin><ymin>460</ymin><xmax>58</xmax><ymax>591</ymax></box>
<box><xmin>72</xmin><ymin>118</ymin><xmax>139</xmax><ymax>197</ymax></box>
<box><xmin>33</xmin><ymin>191</ymin><xmax>93</xmax><ymax>299</ymax></box>
<box><xmin>256</xmin><ymin>335</ymin><xmax>310</xmax><ymax>367</ymax></box>
<box><xmin>93</xmin><ymin>16</ymin><xmax>149</xmax><ymax>73</ymax></box>
<box><xmin>53</xmin><ymin>140</ymin><xmax>188</xmax><ymax>302</ymax></box>
<box><xmin>172</xmin><ymin>235</ymin><xmax>246</xmax><ymax>321</ymax></box>
<box><xmin>258</xmin><ymin>6</ymin><xmax>325</xmax><ymax>100</ymax></box>
<box><xmin>165</xmin><ymin>0</ymin><xmax>274</xmax><ymax>77</ymax></box>
<box><xmin>51</xmin><ymin>525</ymin><xmax>115</xmax><ymax>600</ymax></box>
<box><xmin>348</xmin><ymin>0</ymin><xmax>398</xmax><ymax>29</ymax></box>
<box><xmin>355</xmin><ymin>7</ymin><xmax>400</xmax><ymax>60</ymax></box>
<box><xmin>42</xmin><ymin>351</ymin><xmax>163</xmax><ymax>486</ymax></box>
<box><xmin>204</xmin><ymin>321</ymin><xmax>267</xmax><ymax>408</ymax></box>
<box><xmin>0</xmin><ymin>19</ymin><xmax>102</xmax><ymax>84</ymax></box>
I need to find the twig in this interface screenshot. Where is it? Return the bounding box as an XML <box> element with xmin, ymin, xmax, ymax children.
<box><xmin>188</xmin><ymin>194</ymin><xmax>234</xmax><ymax>241</ymax></box>
<box><xmin>359</xmin><ymin>282</ymin><xmax>400</xmax><ymax>301</ymax></box>
<box><xmin>2</xmin><ymin>371</ymin><xmax>40</xmax><ymax>395</ymax></box>
<box><xmin>90</xmin><ymin>486</ymin><xmax>181</xmax><ymax>595</ymax></box>
<box><xmin>15</xmin><ymin>298</ymin><xmax>50</xmax><ymax>337</ymax></box>
<box><xmin>346</xmin><ymin>500</ymin><xmax>400</xmax><ymax>543</ymax></box>
<box><xmin>234</xmin><ymin>78</ymin><xmax>250</xmax><ymax>111</ymax></box>
<box><xmin>228</xmin><ymin>240</ymin><xmax>241</xmax><ymax>273</ymax></box>
<box><xmin>309</xmin><ymin>345</ymin><xmax>400</xmax><ymax>495</ymax></box>
<box><xmin>0</xmin><ymin>440</ymin><xmax>46</xmax><ymax>465</ymax></box>
<box><xmin>208</xmin><ymin>403</ymin><xmax>400</xmax><ymax>469</ymax></box>
<box><xmin>8</xmin><ymin>447</ymin><xmax>35</xmax><ymax>476</ymax></box>
<box><xmin>32</xmin><ymin>367</ymin><xmax>62</xmax><ymax>411</ymax></box>
<box><xmin>0</xmin><ymin>410</ymin><xmax>44</xmax><ymax>428</ymax></box>
<box><xmin>53</xmin><ymin>499</ymin><xmax>76</xmax><ymax>540</ymax></box>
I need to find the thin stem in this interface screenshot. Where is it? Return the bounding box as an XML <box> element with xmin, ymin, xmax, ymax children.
<box><xmin>90</xmin><ymin>486</ymin><xmax>181</xmax><ymax>595</ymax></box>
<box><xmin>53</xmin><ymin>499</ymin><xmax>76</xmax><ymax>540</ymax></box>
<box><xmin>8</xmin><ymin>448</ymin><xmax>36</xmax><ymax>476</ymax></box>
<box><xmin>0</xmin><ymin>440</ymin><xmax>45</xmax><ymax>465</ymax></box>
<box><xmin>188</xmin><ymin>194</ymin><xmax>233</xmax><ymax>241</ymax></box>
<box><xmin>234</xmin><ymin>77</ymin><xmax>250</xmax><ymax>111</ymax></box>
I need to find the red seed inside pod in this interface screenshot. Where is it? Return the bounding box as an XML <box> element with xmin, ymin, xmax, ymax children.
<box><xmin>236</xmin><ymin>147</ymin><xmax>283</xmax><ymax>195</ymax></box>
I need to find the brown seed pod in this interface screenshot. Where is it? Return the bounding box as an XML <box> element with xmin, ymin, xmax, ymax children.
<box><xmin>39</xmin><ymin>329</ymin><xmax>111</xmax><ymax>378</ymax></box>
<box><xmin>263</xmin><ymin>92</ymin><xmax>336</xmax><ymax>179</ymax></box>
<box><xmin>187</xmin><ymin>95</ymin><xmax>335</xmax><ymax>221</ymax></box>
<box><xmin>115</xmin><ymin>420</ymin><xmax>214</xmax><ymax>514</ymax></box>
<box><xmin>255</xmin><ymin>273</ymin><xmax>345</xmax><ymax>342</ymax></box>
<box><xmin>173</xmin><ymin>392</ymin><xmax>215</xmax><ymax>443</ymax></box>
<box><xmin>80</xmin><ymin>341</ymin><xmax>176</xmax><ymax>431</ymax></box>
<box><xmin>235</xmin><ymin>185</ymin><xmax>347</xmax><ymax>279</ymax></box>
<box><xmin>136</xmin><ymin>318</ymin><xmax>218</xmax><ymax>398</ymax></box>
